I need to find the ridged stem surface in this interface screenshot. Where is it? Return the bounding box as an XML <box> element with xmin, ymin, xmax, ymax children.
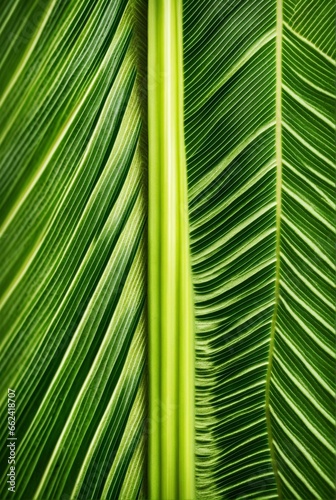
<box><xmin>148</xmin><ymin>0</ymin><xmax>195</xmax><ymax>499</ymax></box>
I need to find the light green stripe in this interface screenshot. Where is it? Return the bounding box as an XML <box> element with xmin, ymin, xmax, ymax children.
<box><xmin>148</xmin><ymin>0</ymin><xmax>195</xmax><ymax>498</ymax></box>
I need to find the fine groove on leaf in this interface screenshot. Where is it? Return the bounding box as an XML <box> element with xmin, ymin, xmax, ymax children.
<box><xmin>0</xmin><ymin>1</ymin><xmax>147</xmax><ymax>498</ymax></box>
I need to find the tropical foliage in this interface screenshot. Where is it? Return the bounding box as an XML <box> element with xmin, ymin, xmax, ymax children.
<box><xmin>184</xmin><ymin>0</ymin><xmax>335</xmax><ymax>498</ymax></box>
<box><xmin>0</xmin><ymin>0</ymin><xmax>334</xmax><ymax>499</ymax></box>
<box><xmin>0</xmin><ymin>1</ymin><xmax>146</xmax><ymax>498</ymax></box>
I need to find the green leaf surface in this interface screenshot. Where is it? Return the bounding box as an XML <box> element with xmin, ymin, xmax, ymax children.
<box><xmin>182</xmin><ymin>0</ymin><xmax>335</xmax><ymax>498</ymax></box>
<box><xmin>270</xmin><ymin>1</ymin><xmax>336</xmax><ymax>498</ymax></box>
<box><xmin>1</xmin><ymin>0</ymin><xmax>335</xmax><ymax>498</ymax></box>
<box><xmin>0</xmin><ymin>0</ymin><xmax>146</xmax><ymax>498</ymax></box>
<box><xmin>183</xmin><ymin>1</ymin><xmax>278</xmax><ymax>498</ymax></box>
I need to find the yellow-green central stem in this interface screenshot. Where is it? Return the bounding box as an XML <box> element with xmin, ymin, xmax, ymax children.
<box><xmin>148</xmin><ymin>0</ymin><xmax>195</xmax><ymax>498</ymax></box>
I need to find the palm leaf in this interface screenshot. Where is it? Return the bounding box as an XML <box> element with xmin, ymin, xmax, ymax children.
<box><xmin>270</xmin><ymin>1</ymin><xmax>335</xmax><ymax>498</ymax></box>
<box><xmin>0</xmin><ymin>0</ymin><xmax>146</xmax><ymax>498</ymax></box>
<box><xmin>183</xmin><ymin>1</ymin><xmax>278</xmax><ymax>498</ymax></box>
<box><xmin>180</xmin><ymin>0</ymin><xmax>335</xmax><ymax>498</ymax></box>
<box><xmin>1</xmin><ymin>0</ymin><xmax>334</xmax><ymax>499</ymax></box>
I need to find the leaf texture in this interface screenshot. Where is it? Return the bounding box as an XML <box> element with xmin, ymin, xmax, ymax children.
<box><xmin>183</xmin><ymin>0</ymin><xmax>335</xmax><ymax>498</ymax></box>
<box><xmin>270</xmin><ymin>0</ymin><xmax>336</xmax><ymax>497</ymax></box>
<box><xmin>183</xmin><ymin>1</ymin><xmax>278</xmax><ymax>498</ymax></box>
<box><xmin>0</xmin><ymin>0</ymin><xmax>334</xmax><ymax>499</ymax></box>
<box><xmin>0</xmin><ymin>0</ymin><xmax>147</xmax><ymax>498</ymax></box>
